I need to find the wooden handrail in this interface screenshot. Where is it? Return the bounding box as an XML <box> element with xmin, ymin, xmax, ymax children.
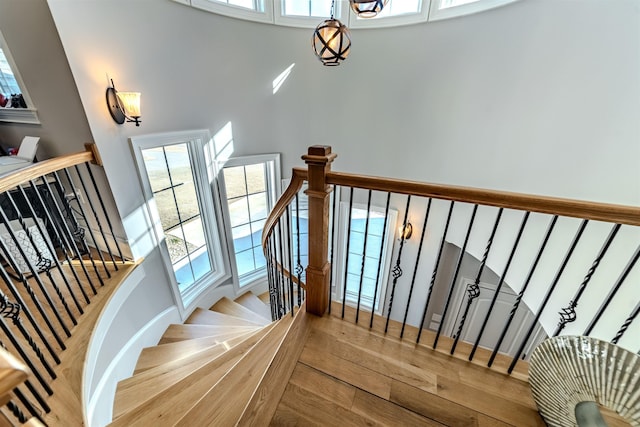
<box><xmin>326</xmin><ymin>170</ymin><xmax>640</xmax><ymax>227</ymax></box>
<box><xmin>0</xmin><ymin>347</ymin><xmax>30</xmax><ymax>407</ymax></box>
<box><xmin>262</xmin><ymin>145</ymin><xmax>639</xmax><ymax>319</ymax></box>
<box><xmin>261</xmin><ymin>167</ymin><xmax>308</xmax><ymax>249</ymax></box>
<box><xmin>0</xmin><ymin>143</ymin><xmax>98</xmax><ymax>194</ymax></box>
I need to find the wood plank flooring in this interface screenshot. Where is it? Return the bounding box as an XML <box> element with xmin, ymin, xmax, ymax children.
<box><xmin>271</xmin><ymin>313</ymin><xmax>545</xmax><ymax>426</ymax></box>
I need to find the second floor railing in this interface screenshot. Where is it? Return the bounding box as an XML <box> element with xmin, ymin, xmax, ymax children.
<box><xmin>0</xmin><ymin>143</ymin><xmax>126</xmax><ymax>425</ymax></box>
<box><xmin>263</xmin><ymin>145</ymin><xmax>640</xmax><ymax>377</ymax></box>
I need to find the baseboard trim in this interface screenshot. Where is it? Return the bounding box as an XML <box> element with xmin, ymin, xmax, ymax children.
<box><xmin>86</xmin><ymin>306</ymin><xmax>180</xmax><ymax>427</ymax></box>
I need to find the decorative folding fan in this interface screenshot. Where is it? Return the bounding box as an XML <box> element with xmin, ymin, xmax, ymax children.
<box><xmin>529</xmin><ymin>336</ymin><xmax>640</xmax><ymax>426</ymax></box>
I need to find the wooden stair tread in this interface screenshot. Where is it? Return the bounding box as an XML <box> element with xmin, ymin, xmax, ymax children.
<box><xmin>173</xmin><ymin>314</ymin><xmax>294</xmax><ymax>426</ymax></box>
<box><xmin>234</xmin><ymin>292</ymin><xmax>272</xmax><ymax>320</ymax></box>
<box><xmin>257</xmin><ymin>291</ymin><xmax>271</xmax><ymax>305</ymax></box>
<box><xmin>109</xmin><ymin>324</ymin><xmax>275</xmax><ymax>426</ymax></box>
<box><xmin>186</xmin><ymin>307</ymin><xmax>265</xmax><ymax>327</ymax></box>
<box><xmin>134</xmin><ymin>329</ymin><xmax>256</xmax><ymax>374</ymax></box>
<box><xmin>158</xmin><ymin>323</ymin><xmax>259</xmax><ymax>344</ymax></box>
<box><xmin>211</xmin><ymin>297</ymin><xmax>270</xmax><ymax>325</ymax></box>
<box><xmin>114</xmin><ymin>342</ymin><xmax>232</xmax><ymax>417</ymax></box>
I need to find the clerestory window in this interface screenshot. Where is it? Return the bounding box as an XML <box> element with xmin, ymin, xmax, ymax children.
<box><xmin>174</xmin><ymin>0</ymin><xmax>520</xmax><ymax>28</ymax></box>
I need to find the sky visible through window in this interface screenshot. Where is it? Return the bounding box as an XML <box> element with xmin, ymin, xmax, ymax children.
<box><xmin>0</xmin><ymin>48</ymin><xmax>21</xmax><ymax>99</ymax></box>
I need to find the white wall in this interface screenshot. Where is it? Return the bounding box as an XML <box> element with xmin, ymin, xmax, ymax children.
<box><xmin>39</xmin><ymin>0</ymin><xmax>639</xmax><ymax>419</ymax></box>
<box><xmin>46</xmin><ymin>0</ymin><xmax>639</xmax><ymax>220</ymax></box>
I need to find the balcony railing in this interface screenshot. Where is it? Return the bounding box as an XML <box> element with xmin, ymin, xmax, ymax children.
<box><xmin>0</xmin><ymin>144</ymin><xmax>127</xmax><ymax>425</ymax></box>
<box><xmin>263</xmin><ymin>145</ymin><xmax>640</xmax><ymax>377</ymax></box>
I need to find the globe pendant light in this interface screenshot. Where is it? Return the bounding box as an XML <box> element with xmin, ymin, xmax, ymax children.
<box><xmin>312</xmin><ymin>0</ymin><xmax>351</xmax><ymax>66</ymax></box>
<box><xmin>349</xmin><ymin>0</ymin><xmax>389</xmax><ymax>18</ymax></box>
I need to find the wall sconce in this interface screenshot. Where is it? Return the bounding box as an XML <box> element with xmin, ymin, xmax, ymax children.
<box><xmin>106</xmin><ymin>79</ymin><xmax>141</xmax><ymax>126</ymax></box>
<box><xmin>399</xmin><ymin>222</ymin><xmax>413</xmax><ymax>241</ymax></box>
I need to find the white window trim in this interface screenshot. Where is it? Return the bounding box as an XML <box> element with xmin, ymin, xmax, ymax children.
<box><xmin>428</xmin><ymin>0</ymin><xmax>519</xmax><ymax>21</ymax></box>
<box><xmin>333</xmin><ymin>202</ymin><xmax>398</xmax><ymax>315</ymax></box>
<box><xmin>217</xmin><ymin>153</ymin><xmax>281</xmax><ymax>292</ymax></box>
<box><xmin>274</xmin><ymin>0</ymin><xmax>349</xmax><ymax>29</ymax></box>
<box><xmin>187</xmin><ymin>0</ymin><xmax>274</xmax><ymax>24</ymax></box>
<box><xmin>173</xmin><ymin>0</ymin><xmax>521</xmax><ymax>29</ymax></box>
<box><xmin>0</xmin><ymin>31</ymin><xmax>39</xmax><ymax>125</ymax></box>
<box><xmin>348</xmin><ymin>1</ymin><xmax>431</xmax><ymax>29</ymax></box>
<box><xmin>129</xmin><ymin>129</ymin><xmax>231</xmax><ymax>315</ymax></box>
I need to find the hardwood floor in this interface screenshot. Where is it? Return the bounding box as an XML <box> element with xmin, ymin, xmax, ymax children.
<box><xmin>272</xmin><ymin>314</ymin><xmax>545</xmax><ymax>427</ymax></box>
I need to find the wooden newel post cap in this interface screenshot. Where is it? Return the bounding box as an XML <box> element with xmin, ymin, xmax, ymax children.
<box><xmin>302</xmin><ymin>145</ymin><xmax>337</xmax><ymax>165</ymax></box>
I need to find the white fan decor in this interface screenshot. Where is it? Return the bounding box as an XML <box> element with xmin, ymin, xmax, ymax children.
<box><xmin>529</xmin><ymin>336</ymin><xmax>640</xmax><ymax>426</ymax></box>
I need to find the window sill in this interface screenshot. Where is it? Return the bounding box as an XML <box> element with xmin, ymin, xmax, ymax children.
<box><xmin>0</xmin><ymin>108</ymin><xmax>40</xmax><ymax>125</ymax></box>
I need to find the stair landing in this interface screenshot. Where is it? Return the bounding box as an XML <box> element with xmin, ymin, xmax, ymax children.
<box><xmin>272</xmin><ymin>313</ymin><xmax>545</xmax><ymax>427</ymax></box>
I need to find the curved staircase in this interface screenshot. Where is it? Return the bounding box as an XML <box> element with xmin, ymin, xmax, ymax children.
<box><xmin>108</xmin><ymin>292</ymin><xmax>290</xmax><ymax>426</ymax></box>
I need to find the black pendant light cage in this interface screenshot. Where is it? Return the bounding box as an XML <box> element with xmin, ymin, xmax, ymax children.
<box><xmin>312</xmin><ymin>18</ymin><xmax>352</xmax><ymax>66</ymax></box>
<box><xmin>349</xmin><ymin>0</ymin><xmax>389</xmax><ymax>18</ymax></box>
<box><xmin>312</xmin><ymin>0</ymin><xmax>388</xmax><ymax>66</ymax></box>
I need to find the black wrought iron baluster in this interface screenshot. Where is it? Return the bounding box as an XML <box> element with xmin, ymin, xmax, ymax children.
<box><xmin>508</xmin><ymin>219</ymin><xmax>589</xmax><ymax>374</ymax></box>
<box><xmin>68</xmin><ymin>167</ymin><xmax>111</xmax><ymax>276</ymax></box>
<box><xmin>469</xmin><ymin>211</ymin><xmax>530</xmax><ymax>361</ymax></box>
<box><xmin>584</xmin><ymin>244</ymin><xmax>640</xmax><ymax>335</ymax></box>
<box><xmin>401</xmin><ymin>198</ymin><xmax>432</xmax><ymax>339</ymax></box>
<box><xmin>612</xmin><ymin>301</ymin><xmax>639</xmax><ymax>345</ymax></box>
<box><xmin>19</xmin><ymin>388</ymin><xmax>47</xmax><ymax>424</ymax></box>
<box><xmin>0</xmin><ymin>319</ymin><xmax>53</xmax><ymax>407</ymax></box>
<box><xmin>6</xmin><ymin>399</ymin><xmax>28</xmax><ymax>424</ymax></box>
<box><xmin>277</xmin><ymin>219</ymin><xmax>288</xmax><ymax>315</ymax></box>
<box><xmin>417</xmin><ymin>201</ymin><xmax>454</xmax><ymax>343</ymax></box>
<box><xmin>273</xmin><ymin>220</ymin><xmax>282</xmax><ymax>316</ymax></box>
<box><xmin>51</xmin><ymin>171</ymin><xmax>105</xmax><ymax>287</ymax></box>
<box><xmin>328</xmin><ymin>186</ymin><xmax>337</xmax><ymax>315</ymax></box>
<box><xmin>265</xmin><ymin>238</ymin><xmax>276</xmax><ymax>321</ymax></box>
<box><xmin>385</xmin><ymin>195</ymin><xmax>411</xmax><ymax>334</ymax></box>
<box><xmin>554</xmin><ymin>224</ymin><xmax>621</xmax><ymax>337</ymax></box>
<box><xmin>25</xmin><ymin>180</ymin><xmax>95</xmax><ymax>299</ymax></box>
<box><xmin>0</xmin><ymin>205</ymin><xmax>71</xmax><ymax>337</ymax></box>
<box><xmin>342</xmin><ymin>187</ymin><xmax>354</xmax><ymax>319</ymax></box>
<box><xmin>15</xmin><ymin>185</ymin><xmax>89</xmax><ymax>309</ymax></box>
<box><xmin>370</xmin><ymin>193</ymin><xmax>390</xmax><ymax>329</ymax></box>
<box><xmin>489</xmin><ymin>215</ymin><xmax>558</xmax><ymax>366</ymax></box>
<box><xmin>13</xmin><ymin>384</ymin><xmax>46</xmax><ymax>424</ymax></box>
<box><xmin>285</xmin><ymin>207</ymin><xmax>294</xmax><ymax>316</ymax></box>
<box><xmin>294</xmin><ymin>193</ymin><xmax>303</xmax><ymax>308</ymax></box>
<box><xmin>0</xmin><ymin>257</ymin><xmax>60</xmax><ymax>361</ymax></box>
<box><xmin>30</xmin><ymin>179</ymin><xmax>97</xmax><ymax>295</ymax></box>
<box><xmin>355</xmin><ymin>190</ymin><xmax>372</xmax><ymax>324</ymax></box>
<box><xmin>451</xmin><ymin>208</ymin><xmax>503</xmax><ymax>355</ymax></box>
<box><xmin>5</xmin><ymin>190</ymin><xmax>82</xmax><ymax>319</ymax></box>
<box><xmin>270</xmin><ymin>237</ymin><xmax>282</xmax><ymax>319</ymax></box>
<box><xmin>83</xmin><ymin>163</ymin><xmax>125</xmax><ymax>262</ymax></box>
<box><xmin>434</xmin><ymin>204</ymin><xmax>477</xmax><ymax>349</ymax></box>
<box><xmin>0</xmin><ymin>296</ymin><xmax>55</xmax><ymax>382</ymax></box>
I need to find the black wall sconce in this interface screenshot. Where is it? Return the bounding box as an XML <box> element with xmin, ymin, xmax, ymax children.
<box><xmin>106</xmin><ymin>79</ymin><xmax>141</xmax><ymax>126</ymax></box>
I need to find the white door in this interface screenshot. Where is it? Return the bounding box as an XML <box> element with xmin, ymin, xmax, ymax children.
<box><xmin>445</xmin><ymin>278</ymin><xmax>547</xmax><ymax>359</ymax></box>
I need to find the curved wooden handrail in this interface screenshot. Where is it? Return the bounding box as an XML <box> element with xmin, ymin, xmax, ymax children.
<box><xmin>0</xmin><ymin>143</ymin><xmax>98</xmax><ymax>194</ymax></box>
<box><xmin>261</xmin><ymin>167</ymin><xmax>308</xmax><ymax>250</ymax></box>
<box><xmin>326</xmin><ymin>170</ymin><xmax>640</xmax><ymax>227</ymax></box>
